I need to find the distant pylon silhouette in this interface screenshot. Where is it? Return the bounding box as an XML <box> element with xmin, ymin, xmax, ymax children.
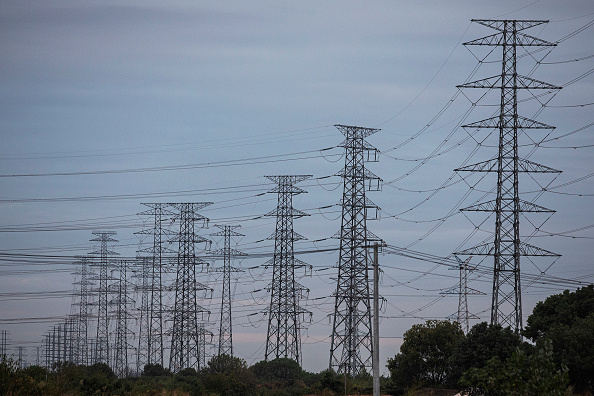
<box><xmin>264</xmin><ymin>175</ymin><xmax>312</xmax><ymax>365</ymax></box>
<box><xmin>441</xmin><ymin>256</ymin><xmax>483</xmax><ymax>333</ymax></box>
<box><xmin>168</xmin><ymin>203</ymin><xmax>212</xmax><ymax>372</ymax></box>
<box><xmin>211</xmin><ymin>225</ymin><xmax>246</xmax><ymax>357</ymax></box>
<box><xmin>89</xmin><ymin>231</ymin><xmax>118</xmax><ymax>364</ymax></box>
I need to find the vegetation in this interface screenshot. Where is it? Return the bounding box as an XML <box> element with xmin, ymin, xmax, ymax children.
<box><xmin>387</xmin><ymin>320</ymin><xmax>464</xmax><ymax>392</ymax></box>
<box><xmin>2</xmin><ymin>286</ymin><xmax>592</xmax><ymax>395</ymax></box>
<box><xmin>524</xmin><ymin>284</ymin><xmax>594</xmax><ymax>392</ymax></box>
<box><xmin>0</xmin><ymin>354</ymin><xmax>383</xmax><ymax>395</ymax></box>
<box><xmin>387</xmin><ymin>285</ymin><xmax>593</xmax><ymax>395</ymax></box>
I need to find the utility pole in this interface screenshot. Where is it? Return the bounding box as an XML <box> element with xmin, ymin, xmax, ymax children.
<box><xmin>372</xmin><ymin>243</ymin><xmax>380</xmax><ymax>396</ymax></box>
<box><xmin>330</xmin><ymin>124</ymin><xmax>382</xmax><ymax>376</ymax></box>
<box><xmin>454</xmin><ymin>20</ymin><xmax>561</xmax><ymax>332</ymax></box>
<box><xmin>264</xmin><ymin>175</ymin><xmax>312</xmax><ymax>365</ymax></box>
<box><xmin>168</xmin><ymin>203</ymin><xmax>213</xmax><ymax>372</ymax></box>
<box><xmin>89</xmin><ymin>231</ymin><xmax>119</xmax><ymax>364</ymax></box>
<box><xmin>211</xmin><ymin>225</ymin><xmax>246</xmax><ymax>357</ymax></box>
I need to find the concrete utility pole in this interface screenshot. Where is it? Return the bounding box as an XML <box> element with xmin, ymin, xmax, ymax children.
<box><xmin>372</xmin><ymin>243</ymin><xmax>380</xmax><ymax>396</ymax></box>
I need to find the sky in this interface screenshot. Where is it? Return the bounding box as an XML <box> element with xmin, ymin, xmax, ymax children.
<box><xmin>0</xmin><ymin>0</ymin><xmax>593</xmax><ymax>374</ymax></box>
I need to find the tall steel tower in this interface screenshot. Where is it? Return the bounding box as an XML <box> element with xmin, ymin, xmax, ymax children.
<box><xmin>89</xmin><ymin>231</ymin><xmax>118</xmax><ymax>364</ymax></box>
<box><xmin>264</xmin><ymin>175</ymin><xmax>312</xmax><ymax>365</ymax></box>
<box><xmin>211</xmin><ymin>225</ymin><xmax>246</xmax><ymax>357</ymax></box>
<box><xmin>442</xmin><ymin>256</ymin><xmax>483</xmax><ymax>333</ymax></box>
<box><xmin>455</xmin><ymin>20</ymin><xmax>561</xmax><ymax>331</ymax></box>
<box><xmin>73</xmin><ymin>255</ymin><xmax>93</xmax><ymax>365</ymax></box>
<box><xmin>135</xmin><ymin>255</ymin><xmax>151</xmax><ymax>373</ymax></box>
<box><xmin>136</xmin><ymin>203</ymin><xmax>176</xmax><ymax>367</ymax></box>
<box><xmin>112</xmin><ymin>260</ymin><xmax>132</xmax><ymax>377</ymax></box>
<box><xmin>168</xmin><ymin>203</ymin><xmax>212</xmax><ymax>372</ymax></box>
<box><xmin>330</xmin><ymin>124</ymin><xmax>381</xmax><ymax>376</ymax></box>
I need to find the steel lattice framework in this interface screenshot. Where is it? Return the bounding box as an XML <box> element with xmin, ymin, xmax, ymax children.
<box><xmin>211</xmin><ymin>225</ymin><xmax>246</xmax><ymax>357</ymax></box>
<box><xmin>264</xmin><ymin>175</ymin><xmax>312</xmax><ymax>365</ymax></box>
<box><xmin>135</xmin><ymin>203</ymin><xmax>176</xmax><ymax>369</ymax></box>
<box><xmin>454</xmin><ymin>20</ymin><xmax>561</xmax><ymax>332</ymax></box>
<box><xmin>330</xmin><ymin>124</ymin><xmax>381</xmax><ymax>376</ymax></box>
<box><xmin>112</xmin><ymin>260</ymin><xmax>132</xmax><ymax>377</ymax></box>
<box><xmin>168</xmin><ymin>203</ymin><xmax>212</xmax><ymax>372</ymax></box>
<box><xmin>442</xmin><ymin>256</ymin><xmax>483</xmax><ymax>333</ymax></box>
<box><xmin>135</xmin><ymin>255</ymin><xmax>151</xmax><ymax>373</ymax></box>
<box><xmin>73</xmin><ymin>256</ymin><xmax>94</xmax><ymax>365</ymax></box>
<box><xmin>89</xmin><ymin>231</ymin><xmax>118</xmax><ymax>365</ymax></box>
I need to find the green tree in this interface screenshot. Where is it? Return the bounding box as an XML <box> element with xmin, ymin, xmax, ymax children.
<box><xmin>204</xmin><ymin>353</ymin><xmax>248</xmax><ymax>375</ymax></box>
<box><xmin>460</xmin><ymin>339</ymin><xmax>569</xmax><ymax>396</ymax></box>
<box><xmin>524</xmin><ymin>284</ymin><xmax>594</xmax><ymax>392</ymax></box>
<box><xmin>142</xmin><ymin>363</ymin><xmax>171</xmax><ymax>377</ymax></box>
<box><xmin>449</xmin><ymin>322</ymin><xmax>524</xmax><ymax>386</ymax></box>
<box><xmin>201</xmin><ymin>354</ymin><xmax>255</xmax><ymax>396</ymax></box>
<box><xmin>250</xmin><ymin>358</ymin><xmax>304</xmax><ymax>384</ymax></box>
<box><xmin>387</xmin><ymin>320</ymin><xmax>464</xmax><ymax>394</ymax></box>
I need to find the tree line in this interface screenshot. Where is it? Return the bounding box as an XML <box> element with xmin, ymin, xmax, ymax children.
<box><xmin>2</xmin><ymin>285</ymin><xmax>592</xmax><ymax>395</ymax></box>
<box><xmin>387</xmin><ymin>284</ymin><xmax>593</xmax><ymax>395</ymax></box>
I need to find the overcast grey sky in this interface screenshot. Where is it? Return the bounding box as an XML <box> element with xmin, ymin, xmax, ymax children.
<box><xmin>1</xmin><ymin>1</ymin><xmax>592</xmax><ymax>373</ymax></box>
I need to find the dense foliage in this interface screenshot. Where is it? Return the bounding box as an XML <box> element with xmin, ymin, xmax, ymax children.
<box><xmin>524</xmin><ymin>284</ymin><xmax>594</xmax><ymax>392</ymax></box>
<box><xmin>0</xmin><ymin>354</ymin><xmax>384</xmax><ymax>396</ymax></box>
<box><xmin>2</xmin><ymin>286</ymin><xmax>592</xmax><ymax>395</ymax></box>
<box><xmin>388</xmin><ymin>285</ymin><xmax>593</xmax><ymax>395</ymax></box>
<box><xmin>387</xmin><ymin>320</ymin><xmax>464</xmax><ymax>392</ymax></box>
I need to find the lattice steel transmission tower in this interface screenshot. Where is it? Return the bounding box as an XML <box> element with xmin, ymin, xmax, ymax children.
<box><xmin>211</xmin><ymin>225</ymin><xmax>246</xmax><ymax>357</ymax></box>
<box><xmin>73</xmin><ymin>255</ymin><xmax>93</xmax><ymax>365</ymax></box>
<box><xmin>1</xmin><ymin>330</ymin><xmax>9</xmax><ymax>358</ymax></box>
<box><xmin>111</xmin><ymin>260</ymin><xmax>133</xmax><ymax>377</ymax></box>
<box><xmin>454</xmin><ymin>20</ymin><xmax>561</xmax><ymax>332</ymax></box>
<box><xmin>136</xmin><ymin>203</ymin><xmax>176</xmax><ymax>367</ymax></box>
<box><xmin>264</xmin><ymin>175</ymin><xmax>312</xmax><ymax>365</ymax></box>
<box><xmin>330</xmin><ymin>124</ymin><xmax>382</xmax><ymax>376</ymax></box>
<box><xmin>89</xmin><ymin>231</ymin><xmax>118</xmax><ymax>364</ymax></box>
<box><xmin>169</xmin><ymin>203</ymin><xmax>213</xmax><ymax>372</ymax></box>
<box><xmin>442</xmin><ymin>256</ymin><xmax>483</xmax><ymax>333</ymax></box>
<box><xmin>135</xmin><ymin>255</ymin><xmax>151</xmax><ymax>374</ymax></box>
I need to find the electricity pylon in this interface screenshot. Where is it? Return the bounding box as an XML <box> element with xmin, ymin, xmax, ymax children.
<box><xmin>135</xmin><ymin>255</ymin><xmax>151</xmax><ymax>374</ymax></box>
<box><xmin>211</xmin><ymin>225</ymin><xmax>246</xmax><ymax>357</ymax></box>
<box><xmin>168</xmin><ymin>203</ymin><xmax>213</xmax><ymax>372</ymax></box>
<box><xmin>441</xmin><ymin>256</ymin><xmax>483</xmax><ymax>333</ymax></box>
<box><xmin>264</xmin><ymin>175</ymin><xmax>312</xmax><ymax>365</ymax></box>
<box><xmin>455</xmin><ymin>20</ymin><xmax>561</xmax><ymax>332</ymax></box>
<box><xmin>111</xmin><ymin>260</ymin><xmax>133</xmax><ymax>377</ymax></box>
<box><xmin>89</xmin><ymin>231</ymin><xmax>118</xmax><ymax>364</ymax></box>
<box><xmin>73</xmin><ymin>255</ymin><xmax>93</xmax><ymax>365</ymax></box>
<box><xmin>330</xmin><ymin>124</ymin><xmax>382</xmax><ymax>376</ymax></box>
<box><xmin>136</xmin><ymin>203</ymin><xmax>176</xmax><ymax>367</ymax></box>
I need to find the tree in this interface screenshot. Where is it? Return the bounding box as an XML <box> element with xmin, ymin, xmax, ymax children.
<box><xmin>524</xmin><ymin>284</ymin><xmax>594</xmax><ymax>392</ymax></box>
<box><xmin>460</xmin><ymin>339</ymin><xmax>569</xmax><ymax>396</ymax></box>
<box><xmin>204</xmin><ymin>353</ymin><xmax>248</xmax><ymax>375</ymax></box>
<box><xmin>449</xmin><ymin>322</ymin><xmax>524</xmax><ymax>386</ymax></box>
<box><xmin>250</xmin><ymin>358</ymin><xmax>304</xmax><ymax>384</ymax></box>
<box><xmin>201</xmin><ymin>354</ymin><xmax>255</xmax><ymax>396</ymax></box>
<box><xmin>387</xmin><ymin>320</ymin><xmax>464</xmax><ymax>393</ymax></box>
<box><xmin>142</xmin><ymin>363</ymin><xmax>171</xmax><ymax>377</ymax></box>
